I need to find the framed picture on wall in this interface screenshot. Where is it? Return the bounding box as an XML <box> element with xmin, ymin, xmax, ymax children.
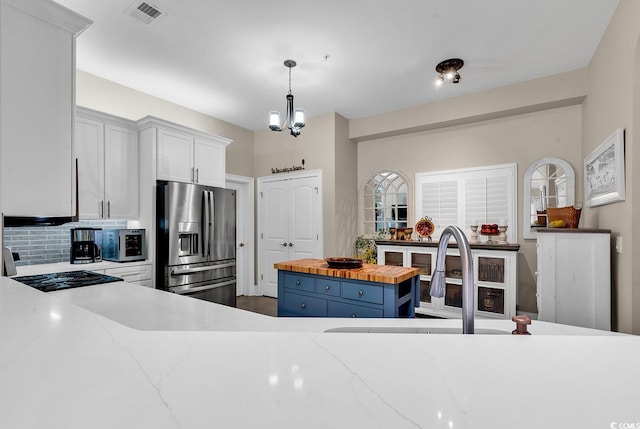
<box><xmin>584</xmin><ymin>128</ymin><xmax>625</xmax><ymax>207</ymax></box>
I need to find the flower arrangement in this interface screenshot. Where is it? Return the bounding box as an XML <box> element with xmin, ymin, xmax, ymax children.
<box><xmin>355</xmin><ymin>231</ymin><xmax>385</xmax><ymax>264</ymax></box>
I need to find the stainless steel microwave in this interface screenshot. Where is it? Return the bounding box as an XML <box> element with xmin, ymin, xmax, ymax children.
<box><xmin>102</xmin><ymin>229</ymin><xmax>146</xmax><ymax>262</ymax></box>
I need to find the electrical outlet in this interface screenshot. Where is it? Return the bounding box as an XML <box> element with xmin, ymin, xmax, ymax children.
<box><xmin>616</xmin><ymin>236</ymin><xmax>623</xmax><ymax>254</ymax></box>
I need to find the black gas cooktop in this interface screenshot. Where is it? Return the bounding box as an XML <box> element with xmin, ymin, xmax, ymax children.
<box><xmin>12</xmin><ymin>270</ymin><xmax>123</xmax><ymax>292</ymax></box>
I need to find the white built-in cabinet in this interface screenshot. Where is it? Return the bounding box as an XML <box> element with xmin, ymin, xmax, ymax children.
<box><xmin>150</xmin><ymin>123</ymin><xmax>230</xmax><ymax>188</ymax></box>
<box><xmin>377</xmin><ymin>241</ymin><xmax>518</xmax><ymax>320</ymax></box>
<box><xmin>75</xmin><ymin>108</ymin><xmax>139</xmax><ymax>219</ymax></box>
<box><xmin>536</xmin><ymin>229</ymin><xmax>611</xmax><ymax>330</ymax></box>
<box><xmin>257</xmin><ymin>170</ymin><xmax>324</xmax><ymax>298</ymax></box>
<box><xmin>0</xmin><ymin>0</ymin><xmax>91</xmax><ymax>216</ymax></box>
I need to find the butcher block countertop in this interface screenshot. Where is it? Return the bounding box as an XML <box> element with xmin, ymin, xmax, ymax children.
<box><xmin>274</xmin><ymin>258</ymin><xmax>420</xmax><ymax>284</ymax></box>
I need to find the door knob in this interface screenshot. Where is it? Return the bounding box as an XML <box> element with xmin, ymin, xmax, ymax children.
<box><xmin>280</xmin><ymin>242</ymin><xmax>288</xmax><ymax>247</ymax></box>
<box><xmin>239</xmin><ymin>242</ymin><xmax>245</xmax><ymax>247</ymax></box>
<box><xmin>288</xmin><ymin>242</ymin><xmax>294</xmax><ymax>247</ymax></box>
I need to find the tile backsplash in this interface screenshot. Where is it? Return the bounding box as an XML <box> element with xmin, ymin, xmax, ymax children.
<box><xmin>3</xmin><ymin>220</ymin><xmax>127</xmax><ymax>266</ymax></box>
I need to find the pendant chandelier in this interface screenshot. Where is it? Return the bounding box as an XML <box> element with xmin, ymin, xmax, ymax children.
<box><xmin>268</xmin><ymin>59</ymin><xmax>305</xmax><ymax>137</ymax></box>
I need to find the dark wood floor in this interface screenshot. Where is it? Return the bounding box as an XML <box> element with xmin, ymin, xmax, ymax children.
<box><xmin>236</xmin><ymin>295</ymin><xmax>277</xmax><ymax>317</ymax></box>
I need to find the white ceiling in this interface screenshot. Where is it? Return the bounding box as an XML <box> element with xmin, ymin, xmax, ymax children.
<box><xmin>54</xmin><ymin>0</ymin><xmax>619</xmax><ymax>131</ymax></box>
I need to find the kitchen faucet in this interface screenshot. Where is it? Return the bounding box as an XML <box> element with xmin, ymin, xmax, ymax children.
<box><xmin>430</xmin><ymin>225</ymin><xmax>475</xmax><ymax>334</ymax></box>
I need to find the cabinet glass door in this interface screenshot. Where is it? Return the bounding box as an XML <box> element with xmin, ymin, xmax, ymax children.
<box><xmin>477</xmin><ymin>286</ymin><xmax>505</xmax><ymax>315</ymax></box>
<box><xmin>384</xmin><ymin>251</ymin><xmax>404</xmax><ymax>266</ymax></box>
<box><xmin>445</xmin><ymin>255</ymin><xmax>463</xmax><ymax>279</ymax></box>
<box><xmin>410</xmin><ymin>252</ymin><xmax>432</xmax><ymax>275</ymax></box>
<box><xmin>444</xmin><ymin>283</ymin><xmax>463</xmax><ymax>309</ymax></box>
<box><xmin>478</xmin><ymin>257</ymin><xmax>505</xmax><ymax>283</ymax></box>
<box><xmin>419</xmin><ymin>279</ymin><xmax>432</xmax><ymax>304</ymax></box>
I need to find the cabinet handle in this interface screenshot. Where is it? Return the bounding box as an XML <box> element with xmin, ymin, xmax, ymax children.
<box><xmin>296</xmin><ymin>280</ymin><xmax>301</xmax><ymax>286</ymax></box>
<box><xmin>107</xmin><ymin>201</ymin><xmax>111</xmax><ymax>218</ymax></box>
<box><xmin>288</xmin><ymin>242</ymin><xmax>294</xmax><ymax>247</ymax></box>
<box><xmin>100</xmin><ymin>200</ymin><xmax>104</xmax><ymax>218</ymax></box>
<box><xmin>191</xmin><ymin>167</ymin><xmax>195</xmax><ymax>183</ymax></box>
<box><xmin>358</xmin><ymin>290</ymin><xmax>364</xmax><ymax>296</ymax></box>
<box><xmin>195</xmin><ymin>168</ymin><xmax>199</xmax><ymax>183</ymax></box>
<box><xmin>280</xmin><ymin>242</ymin><xmax>288</xmax><ymax>247</ymax></box>
<box><xmin>325</xmin><ymin>285</ymin><xmax>330</xmax><ymax>291</ymax></box>
<box><xmin>301</xmin><ymin>303</ymin><xmax>306</xmax><ymax>309</ymax></box>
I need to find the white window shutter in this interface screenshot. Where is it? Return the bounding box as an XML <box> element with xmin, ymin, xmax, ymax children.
<box><xmin>420</xmin><ymin>177</ymin><xmax>458</xmax><ymax>233</ymax></box>
<box><xmin>416</xmin><ymin>164</ymin><xmax>516</xmax><ymax>241</ymax></box>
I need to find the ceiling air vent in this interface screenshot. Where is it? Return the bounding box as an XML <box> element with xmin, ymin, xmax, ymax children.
<box><xmin>124</xmin><ymin>1</ymin><xmax>167</xmax><ymax>26</ymax></box>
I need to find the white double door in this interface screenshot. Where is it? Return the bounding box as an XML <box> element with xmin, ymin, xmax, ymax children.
<box><xmin>258</xmin><ymin>171</ymin><xmax>323</xmax><ymax>298</ymax></box>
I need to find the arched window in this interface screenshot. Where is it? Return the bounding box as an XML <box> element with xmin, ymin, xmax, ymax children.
<box><xmin>362</xmin><ymin>171</ymin><xmax>408</xmax><ymax>235</ymax></box>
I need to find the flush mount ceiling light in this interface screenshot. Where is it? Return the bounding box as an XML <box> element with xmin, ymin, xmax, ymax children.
<box><xmin>269</xmin><ymin>60</ymin><xmax>305</xmax><ymax>137</ymax></box>
<box><xmin>435</xmin><ymin>58</ymin><xmax>464</xmax><ymax>86</ymax></box>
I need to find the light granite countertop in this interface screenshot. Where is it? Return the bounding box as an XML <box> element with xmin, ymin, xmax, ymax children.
<box><xmin>0</xmin><ymin>276</ymin><xmax>638</xmax><ymax>429</ymax></box>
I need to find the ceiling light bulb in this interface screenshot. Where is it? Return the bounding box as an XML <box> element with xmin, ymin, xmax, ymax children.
<box><xmin>269</xmin><ymin>111</ymin><xmax>281</xmax><ymax>131</ymax></box>
<box><xmin>436</xmin><ymin>75</ymin><xmax>444</xmax><ymax>86</ymax></box>
<box><xmin>446</xmin><ymin>71</ymin><xmax>455</xmax><ymax>80</ymax></box>
<box><xmin>293</xmin><ymin>109</ymin><xmax>305</xmax><ymax>128</ymax></box>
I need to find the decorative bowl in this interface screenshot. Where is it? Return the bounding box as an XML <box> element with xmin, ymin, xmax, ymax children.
<box><xmin>325</xmin><ymin>257</ymin><xmax>364</xmax><ymax>269</ymax></box>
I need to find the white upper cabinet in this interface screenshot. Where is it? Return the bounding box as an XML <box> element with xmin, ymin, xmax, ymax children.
<box><xmin>156</xmin><ymin>128</ymin><xmax>195</xmax><ymax>183</ymax></box>
<box><xmin>75</xmin><ymin>108</ymin><xmax>139</xmax><ymax>220</ymax></box>
<box><xmin>138</xmin><ymin>117</ymin><xmax>232</xmax><ymax>188</ymax></box>
<box><xmin>0</xmin><ymin>0</ymin><xmax>91</xmax><ymax>216</ymax></box>
<box><xmin>194</xmin><ymin>137</ymin><xmax>226</xmax><ymax>187</ymax></box>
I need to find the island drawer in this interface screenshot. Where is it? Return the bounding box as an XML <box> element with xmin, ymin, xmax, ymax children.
<box><xmin>315</xmin><ymin>278</ymin><xmax>340</xmax><ymax>296</ymax></box>
<box><xmin>283</xmin><ymin>291</ymin><xmax>327</xmax><ymax>316</ymax></box>
<box><xmin>284</xmin><ymin>273</ymin><xmax>315</xmax><ymax>293</ymax></box>
<box><xmin>341</xmin><ymin>281</ymin><xmax>383</xmax><ymax>304</ymax></box>
<box><xmin>328</xmin><ymin>301</ymin><xmax>383</xmax><ymax>318</ymax></box>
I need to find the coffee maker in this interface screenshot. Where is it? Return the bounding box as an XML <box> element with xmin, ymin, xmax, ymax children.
<box><xmin>70</xmin><ymin>228</ymin><xmax>102</xmax><ymax>264</ymax></box>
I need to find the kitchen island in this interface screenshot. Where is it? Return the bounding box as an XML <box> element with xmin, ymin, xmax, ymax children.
<box><xmin>275</xmin><ymin>258</ymin><xmax>420</xmax><ymax>317</ymax></box>
<box><xmin>0</xmin><ymin>276</ymin><xmax>638</xmax><ymax>429</ymax></box>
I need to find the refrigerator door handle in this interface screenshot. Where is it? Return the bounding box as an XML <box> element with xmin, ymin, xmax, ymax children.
<box><xmin>171</xmin><ymin>262</ymin><xmax>236</xmax><ymax>276</ymax></box>
<box><xmin>171</xmin><ymin>279</ymin><xmax>236</xmax><ymax>295</ymax></box>
<box><xmin>202</xmin><ymin>191</ymin><xmax>210</xmax><ymax>257</ymax></box>
<box><xmin>209</xmin><ymin>191</ymin><xmax>215</xmax><ymax>258</ymax></box>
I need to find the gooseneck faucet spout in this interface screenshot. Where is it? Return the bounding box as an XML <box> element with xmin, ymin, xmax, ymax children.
<box><xmin>430</xmin><ymin>225</ymin><xmax>475</xmax><ymax>334</ymax></box>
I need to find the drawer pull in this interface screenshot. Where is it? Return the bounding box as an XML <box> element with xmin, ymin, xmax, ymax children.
<box><xmin>301</xmin><ymin>303</ymin><xmax>306</xmax><ymax>309</ymax></box>
<box><xmin>325</xmin><ymin>285</ymin><xmax>330</xmax><ymax>291</ymax></box>
<box><xmin>296</xmin><ymin>280</ymin><xmax>301</xmax><ymax>286</ymax></box>
<box><xmin>358</xmin><ymin>290</ymin><xmax>364</xmax><ymax>296</ymax></box>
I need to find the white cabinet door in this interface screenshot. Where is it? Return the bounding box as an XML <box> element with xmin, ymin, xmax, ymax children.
<box><xmin>536</xmin><ymin>231</ymin><xmax>611</xmax><ymax>330</ymax></box>
<box><xmin>259</xmin><ymin>172</ymin><xmax>323</xmax><ymax>297</ymax></box>
<box><xmin>194</xmin><ymin>137</ymin><xmax>225</xmax><ymax>187</ymax></box>
<box><xmin>75</xmin><ymin>117</ymin><xmax>105</xmax><ymax>219</ymax></box>
<box><xmin>0</xmin><ymin>1</ymin><xmax>85</xmax><ymax>217</ymax></box>
<box><xmin>104</xmin><ymin>124</ymin><xmax>138</xmax><ymax>219</ymax></box>
<box><xmin>75</xmin><ymin>114</ymin><xmax>138</xmax><ymax>220</ymax></box>
<box><xmin>157</xmin><ymin>128</ymin><xmax>194</xmax><ymax>183</ymax></box>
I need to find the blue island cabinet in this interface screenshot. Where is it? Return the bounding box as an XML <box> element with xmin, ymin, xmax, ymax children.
<box><xmin>276</xmin><ymin>268</ymin><xmax>420</xmax><ymax>318</ymax></box>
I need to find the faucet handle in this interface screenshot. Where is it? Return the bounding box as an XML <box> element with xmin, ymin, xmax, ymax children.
<box><xmin>429</xmin><ymin>270</ymin><xmax>446</xmax><ymax>298</ymax></box>
<box><xmin>511</xmin><ymin>314</ymin><xmax>532</xmax><ymax>335</ymax></box>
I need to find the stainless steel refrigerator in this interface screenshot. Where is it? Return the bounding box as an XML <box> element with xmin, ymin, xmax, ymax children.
<box><xmin>156</xmin><ymin>180</ymin><xmax>236</xmax><ymax>307</ymax></box>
